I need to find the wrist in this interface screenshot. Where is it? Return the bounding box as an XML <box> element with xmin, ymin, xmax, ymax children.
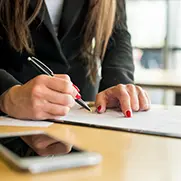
<box><xmin>0</xmin><ymin>85</ymin><xmax>21</xmax><ymax>114</ymax></box>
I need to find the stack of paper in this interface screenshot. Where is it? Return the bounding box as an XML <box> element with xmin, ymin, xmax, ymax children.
<box><xmin>56</xmin><ymin>105</ymin><xmax>181</xmax><ymax>138</ymax></box>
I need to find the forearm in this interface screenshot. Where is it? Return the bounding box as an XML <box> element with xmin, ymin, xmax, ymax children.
<box><xmin>0</xmin><ymin>69</ymin><xmax>22</xmax><ymax>95</ymax></box>
<box><xmin>0</xmin><ymin>69</ymin><xmax>22</xmax><ymax>114</ymax></box>
<box><xmin>99</xmin><ymin>0</ymin><xmax>134</xmax><ymax>92</ymax></box>
<box><xmin>99</xmin><ymin>30</ymin><xmax>134</xmax><ymax>92</ymax></box>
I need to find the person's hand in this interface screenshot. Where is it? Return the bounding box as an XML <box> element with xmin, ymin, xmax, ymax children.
<box><xmin>95</xmin><ymin>84</ymin><xmax>150</xmax><ymax>117</ymax></box>
<box><xmin>21</xmin><ymin>134</ymin><xmax>72</xmax><ymax>156</ymax></box>
<box><xmin>0</xmin><ymin>74</ymin><xmax>81</xmax><ymax>120</ymax></box>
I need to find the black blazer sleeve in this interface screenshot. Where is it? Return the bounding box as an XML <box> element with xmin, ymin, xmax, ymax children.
<box><xmin>0</xmin><ymin>21</ymin><xmax>22</xmax><ymax>96</ymax></box>
<box><xmin>0</xmin><ymin>18</ymin><xmax>21</xmax><ymax>95</ymax></box>
<box><xmin>99</xmin><ymin>0</ymin><xmax>134</xmax><ymax>92</ymax></box>
<box><xmin>0</xmin><ymin>69</ymin><xmax>21</xmax><ymax>95</ymax></box>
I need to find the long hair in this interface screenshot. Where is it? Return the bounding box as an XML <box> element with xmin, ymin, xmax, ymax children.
<box><xmin>0</xmin><ymin>0</ymin><xmax>118</xmax><ymax>83</ymax></box>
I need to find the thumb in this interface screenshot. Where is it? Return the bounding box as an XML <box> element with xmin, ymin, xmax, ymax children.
<box><xmin>95</xmin><ymin>92</ymin><xmax>107</xmax><ymax>113</ymax></box>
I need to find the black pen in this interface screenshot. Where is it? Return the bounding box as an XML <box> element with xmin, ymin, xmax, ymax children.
<box><xmin>28</xmin><ymin>56</ymin><xmax>92</xmax><ymax>112</ymax></box>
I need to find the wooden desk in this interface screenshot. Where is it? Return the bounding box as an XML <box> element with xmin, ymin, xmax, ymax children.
<box><xmin>135</xmin><ymin>68</ymin><xmax>181</xmax><ymax>91</ymax></box>
<box><xmin>1</xmin><ymin>120</ymin><xmax>181</xmax><ymax>181</ymax></box>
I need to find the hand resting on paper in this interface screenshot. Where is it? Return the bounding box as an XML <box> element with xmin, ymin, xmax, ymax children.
<box><xmin>95</xmin><ymin>84</ymin><xmax>150</xmax><ymax>118</ymax></box>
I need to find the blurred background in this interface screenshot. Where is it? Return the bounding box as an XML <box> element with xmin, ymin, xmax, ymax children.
<box><xmin>126</xmin><ymin>0</ymin><xmax>181</xmax><ymax>105</ymax></box>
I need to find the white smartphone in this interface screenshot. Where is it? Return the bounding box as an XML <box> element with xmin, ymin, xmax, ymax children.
<box><xmin>0</xmin><ymin>131</ymin><xmax>102</xmax><ymax>174</ymax></box>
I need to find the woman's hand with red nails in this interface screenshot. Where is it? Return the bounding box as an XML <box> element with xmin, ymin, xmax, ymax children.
<box><xmin>95</xmin><ymin>84</ymin><xmax>151</xmax><ymax>117</ymax></box>
<box><xmin>0</xmin><ymin>74</ymin><xmax>81</xmax><ymax>120</ymax></box>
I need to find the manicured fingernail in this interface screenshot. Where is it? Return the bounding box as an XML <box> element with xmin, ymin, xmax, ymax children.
<box><xmin>97</xmin><ymin>106</ymin><xmax>102</xmax><ymax>113</ymax></box>
<box><xmin>126</xmin><ymin>110</ymin><xmax>132</xmax><ymax>118</ymax></box>
<box><xmin>75</xmin><ymin>94</ymin><xmax>81</xmax><ymax>99</ymax></box>
<box><xmin>73</xmin><ymin>84</ymin><xmax>80</xmax><ymax>92</ymax></box>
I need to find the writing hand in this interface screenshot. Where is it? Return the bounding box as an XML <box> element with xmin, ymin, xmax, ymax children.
<box><xmin>0</xmin><ymin>74</ymin><xmax>80</xmax><ymax>120</ymax></box>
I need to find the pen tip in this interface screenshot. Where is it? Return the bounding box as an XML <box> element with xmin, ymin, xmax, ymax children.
<box><xmin>84</xmin><ymin>104</ymin><xmax>92</xmax><ymax>112</ymax></box>
<box><xmin>88</xmin><ymin>107</ymin><xmax>93</xmax><ymax>112</ymax></box>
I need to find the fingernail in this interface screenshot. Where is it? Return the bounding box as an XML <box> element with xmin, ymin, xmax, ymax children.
<box><xmin>75</xmin><ymin>94</ymin><xmax>81</xmax><ymax>100</ymax></box>
<box><xmin>97</xmin><ymin>106</ymin><xmax>102</xmax><ymax>113</ymax></box>
<box><xmin>73</xmin><ymin>84</ymin><xmax>80</xmax><ymax>92</ymax></box>
<box><xmin>126</xmin><ymin>110</ymin><xmax>132</xmax><ymax>118</ymax></box>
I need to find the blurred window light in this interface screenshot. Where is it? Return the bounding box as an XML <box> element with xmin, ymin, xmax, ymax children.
<box><xmin>126</xmin><ymin>0</ymin><xmax>167</xmax><ymax>48</ymax></box>
<box><xmin>167</xmin><ymin>0</ymin><xmax>181</xmax><ymax>48</ymax></box>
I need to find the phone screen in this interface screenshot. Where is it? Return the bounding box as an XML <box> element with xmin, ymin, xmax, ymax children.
<box><xmin>0</xmin><ymin>134</ymin><xmax>82</xmax><ymax>158</ymax></box>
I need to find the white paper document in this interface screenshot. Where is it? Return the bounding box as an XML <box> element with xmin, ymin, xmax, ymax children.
<box><xmin>0</xmin><ymin>116</ymin><xmax>53</xmax><ymax>127</ymax></box>
<box><xmin>56</xmin><ymin>105</ymin><xmax>181</xmax><ymax>138</ymax></box>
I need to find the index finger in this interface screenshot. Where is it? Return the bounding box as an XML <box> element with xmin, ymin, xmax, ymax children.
<box><xmin>115</xmin><ymin>85</ymin><xmax>132</xmax><ymax>118</ymax></box>
<box><xmin>46</xmin><ymin>77</ymin><xmax>79</xmax><ymax>98</ymax></box>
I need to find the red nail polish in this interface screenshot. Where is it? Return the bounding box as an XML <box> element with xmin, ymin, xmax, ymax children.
<box><xmin>126</xmin><ymin>110</ymin><xmax>132</xmax><ymax>118</ymax></box>
<box><xmin>76</xmin><ymin>94</ymin><xmax>81</xmax><ymax>99</ymax></box>
<box><xmin>97</xmin><ymin>106</ymin><xmax>102</xmax><ymax>112</ymax></box>
<box><xmin>73</xmin><ymin>84</ymin><xmax>80</xmax><ymax>92</ymax></box>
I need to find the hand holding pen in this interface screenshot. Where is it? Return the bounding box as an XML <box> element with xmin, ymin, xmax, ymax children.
<box><xmin>27</xmin><ymin>57</ymin><xmax>91</xmax><ymax>112</ymax></box>
<box><xmin>0</xmin><ymin>57</ymin><xmax>91</xmax><ymax>121</ymax></box>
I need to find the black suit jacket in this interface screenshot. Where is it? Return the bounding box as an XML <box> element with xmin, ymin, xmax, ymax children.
<box><xmin>0</xmin><ymin>0</ymin><xmax>134</xmax><ymax>101</ymax></box>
